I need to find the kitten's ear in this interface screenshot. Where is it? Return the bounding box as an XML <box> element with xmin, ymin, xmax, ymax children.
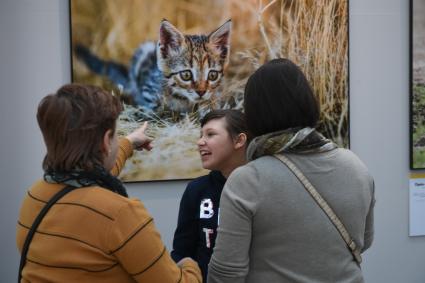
<box><xmin>158</xmin><ymin>19</ymin><xmax>185</xmax><ymax>59</ymax></box>
<box><xmin>208</xmin><ymin>20</ymin><xmax>232</xmax><ymax>59</ymax></box>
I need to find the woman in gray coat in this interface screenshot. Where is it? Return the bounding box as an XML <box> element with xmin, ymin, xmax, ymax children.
<box><xmin>208</xmin><ymin>58</ymin><xmax>375</xmax><ymax>283</ymax></box>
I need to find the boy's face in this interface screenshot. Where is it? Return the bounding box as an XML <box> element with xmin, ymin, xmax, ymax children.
<box><xmin>197</xmin><ymin>117</ymin><xmax>237</xmax><ymax>172</ymax></box>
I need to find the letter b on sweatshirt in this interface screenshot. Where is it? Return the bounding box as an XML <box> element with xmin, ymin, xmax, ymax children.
<box><xmin>200</xmin><ymin>198</ymin><xmax>214</xmax><ymax>219</ymax></box>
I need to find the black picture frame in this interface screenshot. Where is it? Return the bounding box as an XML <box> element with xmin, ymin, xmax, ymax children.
<box><xmin>410</xmin><ymin>0</ymin><xmax>425</xmax><ymax>169</ymax></box>
<box><xmin>69</xmin><ymin>0</ymin><xmax>350</xmax><ymax>182</ymax></box>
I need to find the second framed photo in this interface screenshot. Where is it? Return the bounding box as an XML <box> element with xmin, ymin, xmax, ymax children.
<box><xmin>411</xmin><ymin>0</ymin><xmax>425</xmax><ymax>169</ymax></box>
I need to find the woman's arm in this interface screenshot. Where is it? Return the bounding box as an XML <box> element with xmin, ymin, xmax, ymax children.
<box><xmin>110</xmin><ymin>138</ymin><xmax>133</xmax><ymax>176</ymax></box>
<box><xmin>362</xmin><ymin>179</ymin><xmax>375</xmax><ymax>252</ymax></box>
<box><xmin>111</xmin><ymin>121</ymin><xmax>153</xmax><ymax>176</ymax></box>
<box><xmin>108</xmin><ymin>198</ymin><xmax>201</xmax><ymax>283</ymax></box>
<box><xmin>208</xmin><ymin>166</ymin><xmax>259</xmax><ymax>283</ymax></box>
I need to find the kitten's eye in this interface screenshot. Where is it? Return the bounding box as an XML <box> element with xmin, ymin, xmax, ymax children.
<box><xmin>179</xmin><ymin>70</ymin><xmax>193</xmax><ymax>81</ymax></box>
<box><xmin>208</xmin><ymin>70</ymin><xmax>219</xmax><ymax>81</ymax></box>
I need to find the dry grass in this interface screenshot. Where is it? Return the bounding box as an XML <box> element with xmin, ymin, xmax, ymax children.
<box><xmin>71</xmin><ymin>0</ymin><xmax>348</xmax><ymax>181</ymax></box>
<box><xmin>227</xmin><ymin>0</ymin><xmax>348</xmax><ymax>146</ymax></box>
<box><xmin>117</xmin><ymin>105</ymin><xmax>208</xmax><ymax>181</ymax></box>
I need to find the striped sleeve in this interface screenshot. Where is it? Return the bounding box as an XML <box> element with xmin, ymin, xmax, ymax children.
<box><xmin>107</xmin><ymin>198</ymin><xmax>201</xmax><ymax>283</ymax></box>
<box><xmin>110</xmin><ymin>138</ymin><xmax>133</xmax><ymax>177</ymax></box>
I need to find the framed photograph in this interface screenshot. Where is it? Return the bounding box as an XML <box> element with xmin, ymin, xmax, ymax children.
<box><xmin>70</xmin><ymin>0</ymin><xmax>349</xmax><ymax>182</ymax></box>
<box><xmin>411</xmin><ymin>0</ymin><xmax>425</xmax><ymax>169</ymax></box>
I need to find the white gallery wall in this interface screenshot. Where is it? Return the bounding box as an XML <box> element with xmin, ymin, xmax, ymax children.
<box><xmin>0</xmin><ymin>0</ymin><xmax>424</xmax><ymax>282</ymax></box>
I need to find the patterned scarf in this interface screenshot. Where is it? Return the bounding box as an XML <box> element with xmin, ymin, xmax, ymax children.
<box><xmin>44</xmin><ymin>166</ymin><xmax>128</xmax><ymax>197</ymax></box>
<box><xmin>247</xmin><ymin>127</ymin><xmax>337</xmax><ymax>161</ymax></box>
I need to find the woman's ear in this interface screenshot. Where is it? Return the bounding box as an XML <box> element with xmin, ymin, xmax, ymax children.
<box><xmin>103</xmin><ymin>129</ymin><xmax>113</xmax><ymax>154</ymax></box>
<box><xmin>234</xmin><ymin>133</ymin><xmax>247</xmax><ymax>150</ymax></box>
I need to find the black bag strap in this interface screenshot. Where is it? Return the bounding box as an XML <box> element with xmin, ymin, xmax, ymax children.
<box><xmin>18</xmin><ymin>185</ymin><xmax>78</xmax><ymax>282</ymax></box>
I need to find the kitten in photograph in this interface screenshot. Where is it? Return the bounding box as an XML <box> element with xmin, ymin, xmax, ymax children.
<box><xmin>74</xmin><ymin>19</ymin><xmax>231</xmax><ymax>114</ymax></box>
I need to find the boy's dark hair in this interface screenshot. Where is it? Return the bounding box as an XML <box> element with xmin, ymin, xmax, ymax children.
<box><xmin>244</xmin><ymin>58</ymin><xmax>319</xmax><ymax>137</ymax></box>
<box><xmin>37</xmin><ymin>83</ymin><xmax>122</xmax><ymax>172</ymax></box>
<box><xmin>200</xmin><ymin>109</ymin><xmax>247</xmax><ymax>139</ymax></box>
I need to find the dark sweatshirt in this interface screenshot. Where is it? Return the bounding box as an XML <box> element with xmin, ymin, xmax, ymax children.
<box><xmin>171</xmin><ymin>170</ymin><xmax>226</xmax><ymax>282</ymax></box>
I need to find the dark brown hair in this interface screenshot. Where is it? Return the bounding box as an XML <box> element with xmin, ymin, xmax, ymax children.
<box><xmin>200</xmin><ymin>109</ymin><xmax>248</xmax><ymax>140</ymax></box>
<box><xmin>244</xmin><ymin>58</ymin><xmax>319</xmax><ymax>137</ymax></box>
<box><xmin>37</xmin><ymin>83</ymin><xmax>122</xmax><ymax>172</ymax></box>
